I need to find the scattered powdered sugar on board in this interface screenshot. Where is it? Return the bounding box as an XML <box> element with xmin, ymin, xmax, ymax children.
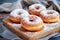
<box><xmin>7</xmin><ymin>19</ymin><xmax>60</xmax><ymax>37</ymax></box>
<box><xmin>22</xmin><ymin>25</ymin><xmax>50</xmax><ymax>37</ymax></box>
<box><xmin>22</xmin><ymin>20</ymin><xmax>60</xmax><ymax>37</ymax></box>
<box><xmin>8</xmin><ymin>23</ymin><xmax>21</xmax><ymax>28</ymax></box>
<box><xmin>44</xmin><ymin>21</ymin><xmax>59</xmax><ymax>27</ymax></box>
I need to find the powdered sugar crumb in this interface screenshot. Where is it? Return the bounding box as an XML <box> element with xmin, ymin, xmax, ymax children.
<box><xmin>8</xmin><ymin>23</ymin><xmax>21</xmax><ymax>28</ymax></box>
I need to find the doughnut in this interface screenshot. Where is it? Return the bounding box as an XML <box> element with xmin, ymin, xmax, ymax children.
<box><xmin>28</xmin><ymin>4</ymin><xmax>46</xmax><ymax>16</ymax></box>
<box><xmin>21</xmin><ymin>15</ymin><xmax>44</xmax><ymax>31</ymax></box>
<box><xmin>40</xmin><ymin>10</ymin><xmax>59</xmax><ymax>23</ymax></box>
<box><xmin>9</xmin><ymin>9</ymin><xmax>29</xmax><ymax>23</ymax></box>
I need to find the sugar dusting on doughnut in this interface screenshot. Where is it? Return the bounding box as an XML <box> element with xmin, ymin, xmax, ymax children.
<box><xmin>41</xmin><ymin>10</ymin><xmax>59</xmax><ymax>17</ymax></box>
<box><xmin>22</xmin><ymin>15</ymin><xmax>43</xmax><ymax>24</ymax></box>
<box><xmin>10</xmin><ymin>9</ymin><xmax>29</xmax><ymax>18</ymax></box>
<box><xmin>40</xmin><ymin>10</ymin><xmax>59</xmax><ymax>23</ymax></box>
<box><xmin>29</xmin><ymin>4</ymin><xmax>46</xmax><ymax>12</ymax></box>
<box><xmin>21</xmin><ymin>15</ymin><xmax>44</xmax><ymax>31</ymax></box>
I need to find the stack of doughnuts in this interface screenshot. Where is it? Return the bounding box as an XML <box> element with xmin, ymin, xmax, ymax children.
<box><xmin>9</xmin><ymin>4</ymin><xmax>59</xmax><ymax>31</ymax></box>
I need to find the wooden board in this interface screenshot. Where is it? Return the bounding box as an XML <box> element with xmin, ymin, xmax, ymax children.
<box><xmin>3</xmin><ymin>18</ymin><xmax>60</xmax><ymax>40</ymax></box>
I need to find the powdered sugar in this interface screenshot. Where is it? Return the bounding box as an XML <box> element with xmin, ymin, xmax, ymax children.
<box><xmin>6</xmin><ymin>18</ymin><xmax>60</xmax><ymax>38</ymax></box>
<box><xmin>22</xmin><ymin>15</ymin><xmax>43</xmax><ymax>24</ymax></box>
<box><xmin>29</xmin><ymin>4</ymin><xmax>46</xmax><ymax>12</ymax></box>
<box><xmin>40</xmin><ymin>10</ymin><xmax>59</xmax><ymax>17</ymax></box>
<box><xmin>10</xmin><ymin>9</ymin><xmax>29</xmax><ymax>18</ymax></box>
<box><xmin>44</xmin><ymin>21</ymin><xmax>59</xmax><ymax>27</ymax></box>
<box><xmin>8</xmin><ymin>23</ymin><xmax>21</xmax><ymax>28</ymax></box>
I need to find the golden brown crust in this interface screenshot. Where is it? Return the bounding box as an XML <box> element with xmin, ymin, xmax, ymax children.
<box><xmin>28</xmin><ymin>9</ymin><xmax>40</xmax><ymax>16</ymax></box>
<box><xmin>21</xmin><ymin>19</ymin><xmax>44</xmax><ymax>31</ymax></box>
<box><xmin>9</xmin><ymin>16</ymin><xmax>21</xmax><ymax>23</ymax></box>
<box><xmin>39</xmin><ymin>14</ymin><xmax>59</xmax><ymax>23</ymax></box>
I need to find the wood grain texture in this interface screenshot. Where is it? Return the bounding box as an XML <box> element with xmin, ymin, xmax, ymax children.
<box><xmin>3</xmin><ymin>18</ymin><xmax>60</xmax><ymax>40</ymax></box>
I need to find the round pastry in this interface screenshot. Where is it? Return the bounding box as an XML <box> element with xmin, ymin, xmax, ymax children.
<box><xmin>40</xmin><ymin>10</ymin><xmax>59</xmax><ymax>23</ymax></box>
<box><xmin>9</xmin><ymin>9</ymin><xmax>29</xmax><ymax>23</ymax></box>
<box><xmin>28</xmin><ymin>4</ymin><xmax>46</xmax><ymax>16</ymax></box>
<box><xmin>21</xmin><ymin>15</ymin><xmax>44</xmax><ymax>31</ymax></box>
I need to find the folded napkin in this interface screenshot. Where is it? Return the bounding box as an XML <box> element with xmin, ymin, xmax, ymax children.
<box><xmin>0</xmin><ymin>0</ymin><xmax>60</xmax><ymax>12</ymax></box>
<box><xmin>0</xmin><ymin>0</ymin><xmax>22</xmax><ymax>12</ymax></box>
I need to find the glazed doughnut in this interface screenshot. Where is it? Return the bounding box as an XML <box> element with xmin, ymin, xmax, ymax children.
<box><xmin>28</xmin><ymin>4</ymin><xmax>46</xmax><ymax>16</ymax></box>
<box><xmin>21</xmin><ymin>15</ymin><xmax>44</xmax><ymax>31</ymax></box>
<box><xmin>40</xmin><ymin>10</ymin><xmax>59</xmax><ymax>23</ymax></box>
<box><xmin>9</xmin><ymin>9</ymin><xmax>29</xmax><ymax>23</ymax></box>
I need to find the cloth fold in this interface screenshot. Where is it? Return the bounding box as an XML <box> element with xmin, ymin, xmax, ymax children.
<box><xmin>0</xmin><ymin>0</ymin><xmax>22</xmax><ymax>12</ymax></box>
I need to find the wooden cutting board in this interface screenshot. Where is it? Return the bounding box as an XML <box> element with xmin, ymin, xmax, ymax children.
<box><xmin>3</xmin><ymin>18</ymin><xmax>60</xmax><ymax>40</ymax></box>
